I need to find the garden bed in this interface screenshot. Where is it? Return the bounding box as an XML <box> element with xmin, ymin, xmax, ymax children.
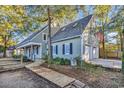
<box><xmin>42</xmin><ymin>62</ymin><xmax>124</xmax><ymax>88</ymax></box>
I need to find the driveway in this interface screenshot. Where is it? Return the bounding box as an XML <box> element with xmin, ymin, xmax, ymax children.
<box><xmin>89</xmin><ymin>58</ymin><xmax>122</xmax><ymax>69</ymax></box>
<box><xmin>0</xmin><ymin>68</ymin><xmax>57</xmax><ymax>88</ymax></box>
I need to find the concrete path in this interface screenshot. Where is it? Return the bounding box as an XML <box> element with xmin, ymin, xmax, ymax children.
<box><xmin>89</xmin><ymin>58</ymin><xmax>121</xmax><ymax>69</ymax></box>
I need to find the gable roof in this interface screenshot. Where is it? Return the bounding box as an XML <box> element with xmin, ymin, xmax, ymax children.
<box><xmin>51</xmin><ymin>15</ymin><xmax>93</xmax><ymax>42</ymax></box>
<box><xmin>16</xmin><ymin>25</ymin><xmax>48</xmax><ymax>48</ymax></box>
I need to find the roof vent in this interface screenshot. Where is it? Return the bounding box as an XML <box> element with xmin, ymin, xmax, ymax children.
<box><xmin>73</xmin><ymin>22</ymin><xmax>78</xmax><ymax>27</ymax></box>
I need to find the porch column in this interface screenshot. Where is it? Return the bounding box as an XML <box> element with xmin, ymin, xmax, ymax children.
<box><xmin>40</xmin><ymin>44</ymin><xmax>42</xmax><ymax>58</ymax></box>
<box><xmin>24</xmin><ymin>47</ymin><xmax>26</xmax><ymax>56</ymax></box>
<box><xmin>31</xmin><ymin>45</ymin><xmax>33</xmax><ymax>60</ymax></box>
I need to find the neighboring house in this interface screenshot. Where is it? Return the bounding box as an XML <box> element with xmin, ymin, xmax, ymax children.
<box><xmin>0</xmin><ymin>46</ymin><xmax>15</xmax><ymax>57</ymax></box>
<box><xmin>16</xmin><ymin>25</ymin><xmax>59</xmax><ymax>61</ymax></box>
<box><xmin>51</xmin><ymin>15</ymin><xmax>99</xmax><ymax>61</ymax></box>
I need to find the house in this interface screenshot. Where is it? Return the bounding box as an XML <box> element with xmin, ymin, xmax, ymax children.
<box><xmin>16</xmin><ymin>25</ymin><xmax>59</xmax><ymax>61</ymax></box>
<box><xmin>16</xmin><ymin>15</ymin><xmax>99</xmax><ymax>62</ymax></box>
<box><xmin>0</xmin><ymin>46</ymin><xmax>15</xmax><ymax>57</ymax></box>
<box><xmin>51</xmin><ymin>15</ymin><xmax>99</xmax><ymax>61</ymax></box>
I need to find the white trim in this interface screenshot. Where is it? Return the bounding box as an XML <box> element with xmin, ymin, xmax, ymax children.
<box><xmin>52</xmin><ymin>35</ymin><xmax>81</xmax><ymax>43</ymax></box>
<box><xmin>17</xmin><ymin>42</ymin><xmax>41</xmax><ymax>48</ymax></box>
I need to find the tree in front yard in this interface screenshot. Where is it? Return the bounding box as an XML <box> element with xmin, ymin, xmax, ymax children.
<box><xmin>0</xmin><ymin>6</ymin><xmax>28</xmax><ymax>57</ymax></box>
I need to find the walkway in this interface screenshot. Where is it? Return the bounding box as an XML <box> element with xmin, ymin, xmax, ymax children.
<box><xmin>26</xmin><ymin>63</ymin><xmax>88</xmax><ymax>88</ymax></box>
<box><xmin>89</xmin><ymin>58</ymin><xmax>122</xmax><ymax>69</ymax></box>
<box><xmin>0</xmin><ymin>58</ymin><xmax>29</xmax><ymax>72</ymax></box>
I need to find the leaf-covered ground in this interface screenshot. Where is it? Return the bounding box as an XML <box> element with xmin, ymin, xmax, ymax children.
<box><xmin>42</xmin><ymin>63</ymin><xmax>124</xmax><ymax>88</ymax></box>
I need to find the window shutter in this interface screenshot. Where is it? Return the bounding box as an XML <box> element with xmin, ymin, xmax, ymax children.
<box><xmin>62</xmin><ymin>44</ymin><xmax>65</xmax><ymax>54</ymax></box>
<box><xmin>70</xmin><ymin>43</ymin><xmax>73</xmax><ymax>54</ymax></box>
<box><xmin>36</xmin><ymin>46</ymin><xmax>39</xmax><ymax>54</ymax></box>
<box><xmin>51</xmin><ymin>46</ymin><xmax>53</xmax><ymax>54</ymax></box>
<box><xmin>56</xmin><ymin>45</ymin><xmax>58</xmax><ymax>54</ymax></box>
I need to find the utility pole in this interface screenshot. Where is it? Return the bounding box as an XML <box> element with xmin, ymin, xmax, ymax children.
<box><xmin>47</xmin><ymin>6</ymin><xmax>52</xmax><ymax>64</ymax></box>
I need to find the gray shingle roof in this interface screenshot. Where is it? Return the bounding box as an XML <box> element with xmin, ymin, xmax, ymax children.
<box><xmin>16</xmin><ymin>25</ymin><xmax>48</xmax><ymax>48</ymax></box>
<box><xmin>51</xmin><ymin>15</ymin><xmax>92</xmax><ymax>42</ymax></box>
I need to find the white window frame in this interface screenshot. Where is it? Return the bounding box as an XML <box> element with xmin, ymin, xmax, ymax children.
<box><xmin>42</xmin><ymin>33</ymin><xmax>47</xmax><ymax>41</ymax></box>
<box><xmin>65</xmin><ymin>43</ymin><xmax>70</xmax><ymax>55</ymax></box>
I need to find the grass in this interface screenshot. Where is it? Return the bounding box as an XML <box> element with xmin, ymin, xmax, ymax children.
<box><xmin>80</xmin><ymin>62</ymin><xmax>105</xmax><ymax>77</ymax></box>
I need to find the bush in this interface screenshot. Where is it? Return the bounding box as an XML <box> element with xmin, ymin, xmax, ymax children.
<box><xmin>74</xmin><ymin>56</ymin><xmax>82</xmax><ymax>66</ymax></box>
<box><xmin>12</xmin><ymin>54</ymin><xmax>21</xmax><ymax>59</ymax></box>
<box><xmin>64</xmin><ymin>59</ymin><xmax>70</xmax><ymax>65</ymax></box>
<box><xmin>23</xmin><ymin>56</ymin><xmax>30</xmax><ymax>62</ymax></box>
<box><xmin>53</xmin><ymin>57</ymin><xmax>70</xmax><ymax>65</ymax></box>
<box><xmin>42</xmin><ymin>54</ymin><xmax>48</xmax><ymax>61</ymax></box>
<box><xmin>12</xmin><ymin>54</ymin><xmax>30</xmax><ymax>62</ymax></box>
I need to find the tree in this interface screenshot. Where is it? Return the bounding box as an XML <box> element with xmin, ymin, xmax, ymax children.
<box><xmin>0</xmin><ymin>6</ymin><xmax>28</xmax><ymax>57</ymax></box>
<box><xmin>108</xmin><ymin>6</ymin><xmax>124</xmax><ymax>72</ymax></box>
<box><xmin>93</xmin><ymin>5</ymin><xmax>112</xmax><ymax>58</ymax></box>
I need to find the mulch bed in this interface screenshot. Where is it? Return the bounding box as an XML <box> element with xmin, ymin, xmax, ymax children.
<box><xmin>41</xmin><ymin>63</ymin><xmax>124</xmax><ymax>88</ymax></box>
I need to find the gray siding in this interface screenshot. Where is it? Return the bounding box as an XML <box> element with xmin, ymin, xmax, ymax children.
<box><xmin>52</xmin><ymin>37</ymin><xmax>81</xmax><ymax>60</ymax></box>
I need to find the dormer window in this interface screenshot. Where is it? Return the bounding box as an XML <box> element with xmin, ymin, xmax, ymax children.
<box><xmin>73</xmin><ymin>22</ymin><xmax>78</xmax><ymax>27</ymax></box>
<box><xmin>61</xmin><ymin>27</ymin><xmax>66</xmax><ymax>31</ymax></box>
<box><xmin>43</xmin><ymin>33</ymin><xmax>47</xmax><ymax>41</ymax></box>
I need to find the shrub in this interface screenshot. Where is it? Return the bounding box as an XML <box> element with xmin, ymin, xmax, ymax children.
<box><xmin>64</xmin><ymin>59</ymin><xmax>70</xmax><ymax>65</ymax></box>
<box><xmin>53</xmin><ymin>57</ymin><xmax>61</xmax><ymax>65</ymax></box>
<box><xmin>23</xmin><ymin>56</ymin><xmax>30</xmax><ymax>62</ymax></box>
<box><xmin>74</xmin><ymin>56</ymin><xmax>82</xmax><ymax>66</ymax></box>
<box><xmin>42</xmin><ymin>54</ymin><xmax>48</xmax><ymax>61</ymax></box>
<box><xmin>12</xmin><ymin>54</ymin><xmax>21</xmax><ymax>59</ymax></box>
<box><xmin>53</xmin><ymin>57</ymin><xmax>70</xmax><ymax>65</ymax></box>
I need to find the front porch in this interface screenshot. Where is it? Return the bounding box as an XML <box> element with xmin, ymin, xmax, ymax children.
<box><xmin>16</xmin><ymin>42</ymin><xmax>42</xmax><ymax>61</ymax></box>
<box><xmin>88</xmin><ymin>58</ymin><xmax>122</xmax><ymax>69</ymax></box>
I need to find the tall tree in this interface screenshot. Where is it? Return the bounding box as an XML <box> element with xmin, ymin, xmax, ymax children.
<box><xmin>108</xmin><ymin>6</ymin><xmax>124</xmax><ymax>72</ymax></box>
<box><xmin>94</xmin><ymin>5</ymin><xmax>112</xmax><ymax>58</ymax></box>
<box><xmin>0</xmin><ymin>6</ymin><xmax>28</xmax><ymax>57</ymax></box>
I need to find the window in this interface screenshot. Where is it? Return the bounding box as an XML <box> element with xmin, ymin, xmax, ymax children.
<box><xmin>61</xmin><ymin>27</ymin><xmax>66</xmax><ymax>31</ymax></box>
<box><xmin>73</xmin><ymin>22</ymin><xmax>78</xmax><ymax>27</ymax></box>
<box><xmin>52</xmin><ymin>45</ymin><xmax>58</xmax><ymax>55</ymax></box>
<box><xmin>43</xmin><ymin>33</ymin><xmax>47</xmax><ymax>41</ymax></box>
<box><xmin>65</xmin><ymin>43</ymin><xmax>70</xmax><ymax>55</ymax></box>
<box><xmin>63</xmin><ymin>43</ymin><xmax>73</xmax><ymax>55</ymax></box>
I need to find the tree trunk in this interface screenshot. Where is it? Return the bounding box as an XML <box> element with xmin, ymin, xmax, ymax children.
<box><xmin>3</xmin><ymin>35</ymin><xmax>7</xmax><ymax>58</ymax></box>
<box><xmin>122</xmin><ymin>29</ymin><xmax>124</xmax><ymax>73</ymax></box>
<box><xmin>47</xmin><ymin>6</ymin><xmax>52</xmax><ymax>64</ymax></box>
